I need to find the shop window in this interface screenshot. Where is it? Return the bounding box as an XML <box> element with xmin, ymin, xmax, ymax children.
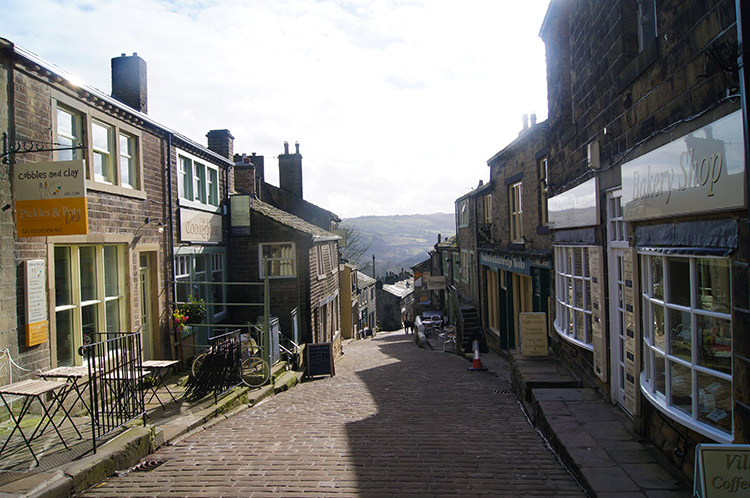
<box><xmin>260</xmin><ymin>243</ymin><xmax>296</xmax><ymax>278</ymax></box>
<box><xmin>53</xmin><ymin>245</ymin><xmax>127</xmax><ymax>367</ymax></box>
<box><xmin>607</xmin><ymin>191</ymin><xmax>628</xmax><ymax>245</ymax></box>
<box><xmin>482</xmin><ymin>194</ymin><xmax>492</xmax><ymax>224</ymax></box>
<box><xmin>174</xmin><ymin>251</ymin><xmax>227</xmax><ymax>320</ymax></box>
<box><xmin>553</xmin><ymin>246</ymin><xmax>593</xmax><ymax>348</ymax></box>
<box><xmin>509</xmin><ymin>182</ymin><xmax>523</xmax><ymax>242</ymax></box>
<box><xmin>641</xmin><ymin>253</ymin><xmax>732</xmax><ymax>441</ymax></box>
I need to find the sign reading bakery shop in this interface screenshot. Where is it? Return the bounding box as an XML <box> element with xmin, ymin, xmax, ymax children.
<box><xmin>622</xmin><ymin>110</ymin><xmax>745</xmax><ymax>222</ymax></box>
<box><xmin>479</xmin><ymin>252</ymin><xmax>551</xmax><ymax>277</ymax></box>
<box><xmin>547</xmin><ymin>177</ymin><xmax>599</xmax><ymax>229</ymax></box>
<box><xmin>180</xmin><ymin>208</ymin><xmax>222</xmax><ymax>243</ymax></box>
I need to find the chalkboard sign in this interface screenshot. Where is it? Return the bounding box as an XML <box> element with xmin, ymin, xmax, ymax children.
<box><xmin>306</xmin><ymin>342</ymin><xmax>335</xmax><ymax>378</ymax></box>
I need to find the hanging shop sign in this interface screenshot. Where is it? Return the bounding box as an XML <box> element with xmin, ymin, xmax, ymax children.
<box><xmin>548</xmin><ymin>177</ymin><xmax>599</xmax><ymax>229</ymax></box>
<box><xmin>24</xmin><ymin>259</ymin><xmax>47</xmax><ymax>347</ymax></box>
<box><xmin>14</xmin><ymin>160</ymin><xmax>88</xmax><ymax>237</ymax></box>
<box><xmin>621</xmin><ymin>110</ymin><xmax>745</xmax><ymax>222</ymax></box>
<box><xmin>425</xmin><ymin>275</ymin><xmax>446</xmax><ymax>290</ymax></box>
<box><xmin>180</xmin><ymin>208</ymin><xmax>222</xmax><ymax>243</ymax></box>
<box><xmin>230</xmin><ymin>194</ymin><xmax>251</xmax><ymax>236</ymax></box>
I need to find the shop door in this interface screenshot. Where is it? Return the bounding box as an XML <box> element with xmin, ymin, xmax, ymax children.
<box><xmin>606</xmin><ymin>191</ymin><xmax>629</xmax><ymax>412</ymax></box>
<box><xmin>512</xmin><ymin>274</ymin><xmax>533</xmax><ymax>348</ymax></box>
<box><xmin>139</xmin><ymin>254</ymin><xmax>156</xmax><ymax>360</ymax></box>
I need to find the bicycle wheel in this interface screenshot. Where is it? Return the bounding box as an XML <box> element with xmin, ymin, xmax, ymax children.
<box><xmin>191</xmin><ymin>352</ymin><xmax>208</xmax><ymax>378</ymax></box>
<box><xmin>240</xmin><ymin>356</ymin><xmax>270</xmax><ymax>387</ymax></box>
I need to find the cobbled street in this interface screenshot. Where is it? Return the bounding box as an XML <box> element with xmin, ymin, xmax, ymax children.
<box><xmin>79</xmin><ymin>331</ymin><xmax>586</xmax><ymax>497</ymax></box>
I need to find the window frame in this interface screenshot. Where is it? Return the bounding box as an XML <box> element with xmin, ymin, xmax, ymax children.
<box><xmin>53</xmin><ymin>244</ymin><xmax>128</xmax><ymax>367</ymax></box>
<box><xmin>509</xmin><ymin>181</ymin><xmax>524</xmax><ymax>242</ymax></box>
<box><xmin>52</xmin><ymin>94</ymin><xmax>145</xmax><ymax>198</ymax></box>
<box><xmin>639</xmin><ymin>251</ymin><xmax>733</xmax><ymax>442</ymax></box>
<box><xmin>553</xmin><ymin>245</ymin><xmax>594</xmax><ymax>349</ymax></box>
<box><xmin>458</xmin><ymin>199</ymin><xmax>470</xmax><ymax>228</ymax></box>
<box><xmin>259</xmin><ymin>242</ymin><xmax>297</xmax><ymax>279</ymax></box>
<box><xmin>176</xmin><ymin>149</ymin><xmax>221</xmax><ymax>211</ymax></box>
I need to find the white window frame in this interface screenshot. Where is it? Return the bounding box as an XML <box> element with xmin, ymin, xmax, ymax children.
<box><xmin>92</xmin><ymin>120</ymin><xmax>115</xmax><ymax>184</ymax></box>
<box><xmin>52</xmin><ymin>96</ymin><xmax>144</xmax><ymax>197</ymax></box>
<box><xmin>539</xmin><ymin>157</ymin><xmax>549</xmax><ymax>226</ymax></box>
<box><xmin>640</xmin><ymin>251</ymin><xmax>733</xmax><ymax>443</ymax></box>
<box><xmin>259</xmin><ymin>242</ymin><xmax>297</xmax><ymax>279</ymax></box>
<box><xmin>458</xmin><ymin>199</ymin><xmax>470</xmax><ymax>228</ymax></box>
<box><xmin>176</xmin><ymin>149</ymin><xmax>220</xmax><ymax>212</ymax></box>
<box><xmin>553</xmin><ymin>245</ymin><xmax>594</xmax><ymax>349</ymax></box>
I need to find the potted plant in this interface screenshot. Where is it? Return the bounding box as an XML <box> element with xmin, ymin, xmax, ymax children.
<box><xmin>182</xmin><ymin>296</ymin><xmax>207</xmax><ymax>325</ymax></box>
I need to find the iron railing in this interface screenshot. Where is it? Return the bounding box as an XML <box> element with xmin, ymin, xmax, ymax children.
<box><xmin>184</xmin><ymin>328</ymin><xmax>243</xmax><ymax>403</ymax></box>
<box><xmin>80</xmin><ymin>332</ymin><xmax>146</xmax><ymax>454</ymax></box>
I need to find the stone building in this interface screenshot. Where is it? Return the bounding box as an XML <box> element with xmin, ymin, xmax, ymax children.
<box><xmin>376</xmin><ymin>279</ymin><xmax>413</xmax><ymax>331</ymax></box>
<box><xmin>356</xmin><ymin>270</ymin><xmax>377</xmax><ymax>334</ymax></box>
<box><xmin>541</xmin><ymin>0</ymin><xmax>747</xmax><ymax>476</ymax></box>
<box><xmin>482</xmin><ymin>117</ymin><xmax>552</xmax><ymax>353</ymax></box>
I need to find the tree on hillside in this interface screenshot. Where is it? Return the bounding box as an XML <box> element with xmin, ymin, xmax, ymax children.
<box><xmin>338</xmin><ymin>224</ymin><xmax>372</xmax><ymax>269</ymax></box>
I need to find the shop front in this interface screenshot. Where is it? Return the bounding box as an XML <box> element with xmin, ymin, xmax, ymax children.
<box><xmin>479</xmin><ymin>251</ymin><xmax>551</xmax><ymax>351</ymax></box>
<box><xmin>620</xmin><ymin>110</ymin><xmax>745</xmax><ymax>444</ymax></box>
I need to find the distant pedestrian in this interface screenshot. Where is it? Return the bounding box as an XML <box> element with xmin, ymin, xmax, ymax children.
<box><xmin>403</xmin><ymin>319</ymin><xmax>412</xmax><ymax>334</ymax></box>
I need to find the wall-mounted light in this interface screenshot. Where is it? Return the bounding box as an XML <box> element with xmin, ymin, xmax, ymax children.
<box><xmin>144</xmin><ymin>216</ymin><xmax>164</xmax><ymax>233</ymax></box>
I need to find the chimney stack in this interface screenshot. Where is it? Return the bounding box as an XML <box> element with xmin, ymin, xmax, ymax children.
<box><xmin>522</xmin><ymin>114</ymin><xmax>529</xmax><ymax>131</ymax></box>
<box><xmin>530</xmin><ymin>113</ymin><xmax>537</xmax><ymax>126</ymax></box>
<box><xmin>233</xmin><ymin>153</ymin><xmax>257</xmax><ymax>196</ymax></box>
<box><xmin>111</xmin><ymin>53</ymin><xmax>148</xmax><ymax>113</ymax></box>
<box><xmin>206</xmin><ymin>129</ymin><xmax>234</xmax><ymax>160</ymax></box>
<box><xmin>279</xmin><ymin>141</ymin><xmax>303</xmax><ymax>199</ymax></box>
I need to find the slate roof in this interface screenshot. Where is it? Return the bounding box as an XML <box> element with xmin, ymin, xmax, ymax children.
<box><xmin>356</xmin><ymin>271</ymin><xmax>376</xmax><ymax>287</ymax></box>
<box><xmin>382</xmin><ymin>279</ymin><xmax>414</xmax><ymax>298</ymax></box>
<box><xmin>251</xmin><ymin>198</ymin><xmax>340</xmax><ymax>242</ymax></box>
<box><xmin>437</xmin><ymin>234</ymin><xmax>458</xmax><ymax>249</ymax></box>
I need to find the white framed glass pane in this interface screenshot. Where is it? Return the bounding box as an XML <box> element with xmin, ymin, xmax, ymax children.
<box><xmin>103</xmin><ymin>246</ymin><xmax>119</xmax><ymax>297</ymax></box>
<box><xmin>667</xmin><ymin>258</ymin><xmax>690</xmax><ymax>306</ymax></box>
<box><xmin>54</xmin><ymin>246</ymin><xmax>72</xmax><ymax>306</ymax></box>
<box><xmin>697</xmin><ymin>258</ymin><xmax>730</xmax><ymax>314</ymax></box>
<box><xmin>697</xmin><ymin>315</ymin><xmax>732</xmax><ymax>374</ymax></box>
<box><xmin>208</xmin><ymin>169</ymin><xmax>218</xmax><ymax>206</ymax></box>
<box><xmin>179</xmin><ymin>157</ymin><xmax>193</xmax><ymax>199</ymax></box>
<box><xmin>105</xmin><ymin>299</ymin><xmax>121</xmax><ymax>333</ymax></box>
<box><xmin>670</xmin><ymin>361</ymin><xmax>692</xmax><ymax>416</ymax></box>
<box><xmin>92</xmin><ymin>122</ymin><xmax>114</xmax><ymax>183</ymax></box>
<box><xmin>119</xmin><ymin>133</ymin><xmax>138</xmax><ymax>189</ymax></box>
<box><xmin>697</xmin><ymin>373</ymin><xmax>732</xmax><ymax>433</ymax></box>
<box><xmin>80</xmin><ymin>246</ymin><xmax>98</xmax><ymax>302</ymax></box>
<box><xmin>56</xmin><ymin>308</ymin><xmax>75</xmax><ymax>366</ymax></box>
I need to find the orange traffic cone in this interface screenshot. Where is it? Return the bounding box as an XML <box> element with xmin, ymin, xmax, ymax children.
<box><xmin>468</xmin><ymin>338</ymin><xmax>487</xmax><ymax>371</ymax></box>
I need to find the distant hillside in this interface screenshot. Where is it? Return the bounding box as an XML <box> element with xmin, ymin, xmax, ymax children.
<box><xmin>341</xmin><ymin>213</ymin><xmax>455</xmax><ymax>278</ymax></box>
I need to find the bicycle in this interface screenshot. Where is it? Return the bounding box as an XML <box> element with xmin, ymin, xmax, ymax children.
<box><xmin>190</xmin><ymin>331</ymin><xmax>270</xmax><ymax>388</ymax></box>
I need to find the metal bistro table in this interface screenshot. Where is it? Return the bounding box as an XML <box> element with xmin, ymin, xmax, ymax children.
<box><xmin>140</xmin><ymin>360</ymin><xmax>179</xmax><ymax>408</ymax></box>
<box><xmin>38</xmin><ymin>365</ymin><xmax>93</xmax><ymax>422</ymax></box>
<box><xmin>0</xmin><ymin>379</ymin><xmax>79</xmax><ymax>465</ymax></box>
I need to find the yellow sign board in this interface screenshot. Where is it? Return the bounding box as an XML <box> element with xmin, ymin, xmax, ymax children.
<box><xmin>520</xmin><ymin>312</ymin><xmax>548</xmax><ymax>356</ymax></box>
<box><xmin>14</xmin><ymin>160</ymin><xmax>88</xmax><ymax>237</ymax></box>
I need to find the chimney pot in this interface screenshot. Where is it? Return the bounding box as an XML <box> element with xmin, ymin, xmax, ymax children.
<box><xmin>530</xmin><ymin>113</ymin><xmax>537</xmax><ymax>126</ymax></box>
<box><xmin>284</xmin><ymin>141</ymin><xmax>289</xmax><ymax>154</ymax></box>
<box><xmin>295</xmin><ymin>142</ymin><xmax>300</xmax><ymax>154</ymax></box>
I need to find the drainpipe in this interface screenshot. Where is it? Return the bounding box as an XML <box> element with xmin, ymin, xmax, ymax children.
<box><xmin>165</xmin><ymin>133</ymin><xmax>178</xmax><ymax>360</ymax></box>
<box><xmin>736</xmin><ymin>0</ymin><xmax>750</xmax><ymax>225</ymax></box>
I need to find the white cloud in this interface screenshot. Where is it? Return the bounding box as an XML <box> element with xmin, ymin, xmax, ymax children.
<box><xmin>1</xmin><ymin>0</ymin><xmax>550</xmax><ymax>218</ymax></box>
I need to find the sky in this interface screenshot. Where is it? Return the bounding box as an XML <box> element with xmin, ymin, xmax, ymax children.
<box><xmin>1</xmin><ymin>0</ymin><xmax>550</xmax><ymax>219</ymax></box>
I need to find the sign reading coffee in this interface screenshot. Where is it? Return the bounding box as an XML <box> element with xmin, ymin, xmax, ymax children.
<box><xmin>179</xmin><ymin>208</ymin><xmax>222</xmax><ymax>243</ymax></box>
<box><xmin>621</xmin><ymin>110</ymin><xmax>745</xmax><ymax>222</ymax></box>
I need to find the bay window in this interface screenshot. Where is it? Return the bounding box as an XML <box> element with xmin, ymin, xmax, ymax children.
<box><xmin>640</xmin><ymin>253</ymin><xmax>732</xmax><ymax>441</ymax></box>
<box><xmin>554</xmin><ymin>245</ymin><xmax>593</xmax><ymax>347</ymax></box>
